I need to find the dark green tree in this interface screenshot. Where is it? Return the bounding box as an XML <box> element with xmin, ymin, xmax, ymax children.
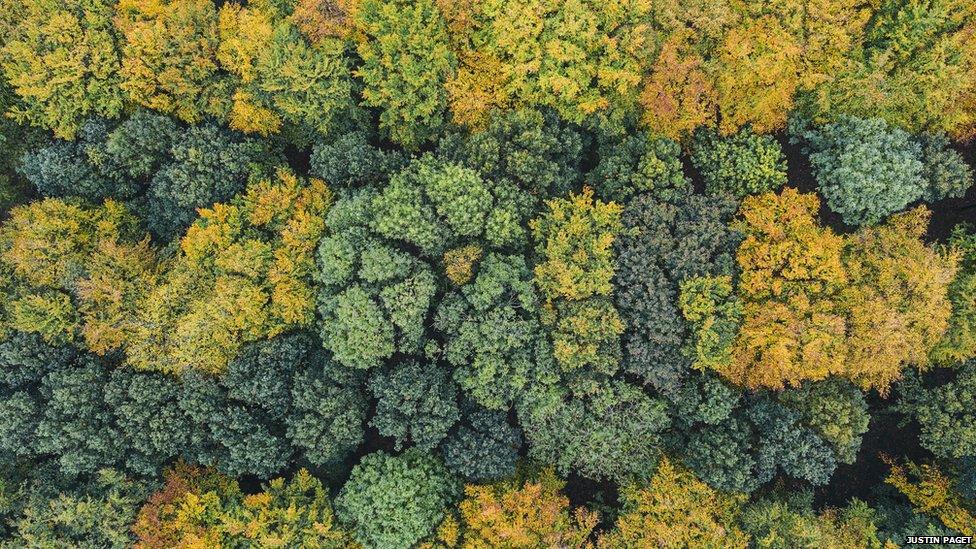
<box><xmin>309</xmin><ymin>131</ymin><xmax>406</xmax><ymax>189</ymax></box>
<box><xmin>440</xmin><ymin>403</ymin><xmax>522</xmax><ymax>482</ymax></box>
<box><xmin>586</xmin><ymin>131</ymin><xmax>687</xmax><ymax>203</ymax></box>
<box><xmin>436</xmin><ymin>109</ymin><xmax>583</xmax><ymax>199</ymax></box>
<box><xmin>368</xmin><ymin>361</ymin><xmax>460</xmax><ymax>451</ymax></box>
<box><xmin>614</xmin><ymin>192</ymin><xmax>741</xmax><ymax>394</ymax></box>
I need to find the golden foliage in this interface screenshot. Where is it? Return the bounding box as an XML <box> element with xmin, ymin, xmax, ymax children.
<box><xmin>884</xmin><ymin>457</ymin><xmax>976</xmax><ymax>537</ymax></box>
<box><xmin>599</xmin><ymin>457</ymin><xmax>749</xmax><ymax>548</ymax></box>
<box><xmin>455</xmin><ymin>467</ymin><xmax>598</xmax><ymax>548</ymax></box>
<box><xmin>443</xmin><ymin>245</ymin><xmax>483</xmax><ymax>285</ymax></box>
<box><xmin>126</xmin><ymin>170</ymin><xmax>332</xmax><ymax>375</ymax></box>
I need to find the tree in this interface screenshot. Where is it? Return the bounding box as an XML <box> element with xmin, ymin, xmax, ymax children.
<box><xmin>690</xmin><ymin>126</ymin><xmax>787</xmax><ymax>199</ymax></box>
<box><xmin>440</xmin><ymin>403</ymin><xmax>522</xmax><ymax>482</ymax></box>
<box><xmin>134</xmin><ymin>464</ymin><xmax>353</xmax><ymax>547</ymax></box>
<box><xmin>143</xmin><ymin>122</ymin><xmax>272</xmax><ymax>240</ymax></box>
<box><xmin>598</xmin><ymin>457</ymin><xmax>749</xmax><ymax>548</ymax></box>
<box><xmin>679</xmin><ymin>275</ymin><xmax>742</xmax><ymax>374</ymax></box>
<box><xmin>116</xmin><ymin>0</ymin><xmax>228</xmax><ymax>123</ymax></box>
<box><xmin>12</xmin><ymin>469</ymin><xmax>147</xmax><ymax>548</ymax></box>
<box><xmin>34</xmin><ymin>358</ymin><xmax>122</xmax><ymax>477</ymax></box>
<box><xmin>310</xmin><ymin>130</ymin><xmax>406</xmax><ymax>189</ymax></box>
<box><xmin>739</xmin><ymin>491</ymin><xmax>888</xmax><ymax>548</ymax></box>
<box><xmin>796</xmin><ymin>0</ymin><xmax>976</xmax><ymax>140</ymax></box>
<box><xmin>614</xmin><ymin>192</ymin><xmax>740</xmax><ymax>393</ymax></box>
<box><xmin>218</xmin><ymin>2</ymin><xmax>358</xmax><ymax>138</ymax></box>
<box><xmin>436</xmin><ymin>108</ymin><xmax>583</xmax><ymax>199</ymax></box>
<box><xmin>354</xmin><ymin>0</ymin><xmax>456</xmax><ymax>149</ymax></box>
<box><xmin>336</xmin><ymin>450</ymin><xmax>460</xmax><ymax>549</ymax></box>
<box><xmin>104</xmin><ymin>369</ymin><xmax>188</xmax><ymax>477</ymax></box>
<box><xmin>454</xmin><ymin>467</ymin><xmax>598</xmax><ymax>548</ymax></box>
<box><xmin>128</xmin><ymin>170</ymin><xmax>330</xmax><ymax>375</ymax></box>
<box><xmin>884</xmin><ymin>459</ymin><xmax>975</xmax><ymax>537</ymax></box>
<box><xmin>434</xmin><ymin>253</ymin><xmax>554</xmax><ymax>410</ymax></box>
<box><xmin>372</xmin><ymin>155</ymin><xmax>529</xmax><ymax>257</ymax></box>
<box><xmin>531</xmin><ymin>186</ymin><xmax>621</xmax><ymax>302</ymax></box>
<box><xmin>368</xmin><ymin>361</ymin><xmax>460</xmax><ymax>451</ymax></box>
<box><xmin>19</xmin><ymin>119</ymin><xmax>141</xmax><ymax>202</ymax></box>
<box><xmin>729</xmin><ymin>189</ymin><xmax>847</xmax><ymax>390</ymax></box>
<box><xmin>918</xmin><ymin>133</ymin><xmax>974</xmax><ymax>202</ymax></box>
<box><xmin>895</xmin><ymin>365</ymin><xmax>976</xmax><ymax>460</ymax></box>
<box><xmin>673</xmin><ymin>387</ymin><xmax>838</xmax><ymax>492</ymax></box>
<box><xmin>286</xmin><ymin>354</ymin><xmax>368</xmax><ymax>467</ymax></box>
<box><xmin>0</xmin><ymin>0</ymin><xmax>125</xmax><ymax>138</ymax></box>
<box><xmin>0</xmin><ymin>197</ymin><xmax>151</xmax><ymax>348</ymax></box>
<box><xmin>179</xmin><ymin>368</ymin><xmax>293</xmax><ymax>478</ymax></box>
<box><xmin>638</xmin><ymin>30</ymin><xmax>717</xmax><ymax>141</ymax></box>
<box><xmin>444</xmin><ymin>0</ymin><xmax>651</xmax><ymax>129</ymax></box>
<box><xmin>778</xmin><ymin>379</ymin><xmax>870</xmax><ymax>465</ymax></box>
<box><xmin>839</xmin><ymin>207</ymin><xmax>955</xmax><ymax>392</ymax></box>
<box><xmin>316</xmin><ymin>191</ymin><xmax>436</xmax><ymax>369</ymax></box>
<box><xmin>798</xmin><ymin>116</ymin><xmax>926</xmax><ymax>226</ymax></box>
<box><xmin>713</xmin><ymin>15</ymin><xmax>801</xmax><ymax>134</ymax></box>
<box><xmin>586</xmin><ymin>131</ymin><xmax>688</xmax><ymax>203</ymax></box>
<box><xmin>518</xmin><ymin>380</ymin><xmax>670</xmax><ymax>482</ymax></box>
<box><xmin>932</xmin><ymin>225</ymin><xmax>976</xmax><ymax>365</ymax></box>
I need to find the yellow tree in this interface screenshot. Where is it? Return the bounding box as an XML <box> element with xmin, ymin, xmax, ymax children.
<box><xmin>0</xmin><ymin>198</ymin><xmax>154</xmax><ymax>348</ymax></box>
<box><xmin>599</xmin><ymin>457</ymin><xmax>749</xmax><ymax>548</ymax></box>
<box><xmin>1</xmin><ymin>0</ymin><xmax>125</xmax><ymax>138</ymax></box>
<box><xmin>840</xmin><ymin>208</ymin><xmax>956</xmax><ymax>393</ymax></box>
<box><xmin>729</xmin><ymin>189</ymin><xmax>848</xmax><ymax>390</ymax></box>
<box><xmin>116</xmin><ymin>0</ymin><xmax>230</xmax><ymax>123</ymax></box>
<box><xmin>126</xmin><ymin>169</ymin><xmax>332</xmax><ymax>375</ymax></box>
<box><xmin>884</xmin><ymin>458</ymin><xmax>976</xmax><ymax>537</ymax></box>
<box><xmin>448</xmin><ymin>467</ymin><xmax>598</xmax><ymax>548</ymax></box>
<box><xmin>713</xmin><ymin>15</ymin><xmax>801</xmax><ymax>134</ymax></box>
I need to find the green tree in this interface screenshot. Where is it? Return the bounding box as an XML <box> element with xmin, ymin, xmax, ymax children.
<box><xmin>143</xmin><ymin>123</ymin><xmax>273</xmax><ymax>240</ymax></box>
<box><xmin>355</xmin><ymin>0</ymin><xmax>456</xmax><ymax>149</ymax></box>
<box><xmin>286</xmin><ymin>353</ymin><xmax>368</xmax><ymax>468</ymax></box>
<box><xmin>690</xmin><ymin>126</ymin><xmax>788</xmax><ymax>199</ymax></box>
<box><xmin>918</xmin><ymin>133</ymin><xmax>974</xmax><ymax>202</ymax></box>
<box><xmin>12</xmin><ymin>469</ymin><xmax>147</xmax><ymax>548</ymax></box>
<box><xmin>740</xmin><ymin>491</ymin><xmax>887</xmax><ymax>548</ymax></box>
<box><xmin>336</xmin><ymin>449</ymin><xmax>460</xmax><ymax>549</ymax></box>
<box><xmin>310</xmin><ymin>130</ymin><xmax>406</xmax><ymax>189</ymax></box>
<box><xmin>434</xmin><ymin>253</ymin><xmax>554</xmax><ymax>410</ymax></box>
<box><xmin>614</xmin><ymin>192</ymin><xmax>740</xmax><ymax>393</ymax></box>
<box><xmin>895</xmin><ymin>365</ymin><xmax>976</xmax><ymax>459</ymax></box>
<box><xmin>798</xmin><ymin>116</ymin><xmax>925</xmax><ymax>226</ymax></box>
<box><xmin>316</xmin><ymin>192</ymin><xmax>436</xmax><ymax>369</ymax></box>
<box><xmin>368</xmin><ymin>361</ymin><xmax>460</xmax><ymax>451</ymax></box>
<box><xmin>372</xmin><ymin>154</ymin><xmax>529</xmax><ymax>257</ymax></box>
<box><xmin>778</xmin><ymin>379</ymin><xmax>870</xmax><ymax>464</ymax></box>
<box><xmin>103</xmin><ymin>369</ymin><xmax>187</xmax><ymax>477</ymax></box>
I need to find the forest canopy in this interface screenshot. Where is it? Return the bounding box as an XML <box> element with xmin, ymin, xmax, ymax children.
<box><xmin>0</xmin><ymin>0</ymin><xmax>975</xmax><ymax>546</ymax></box>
